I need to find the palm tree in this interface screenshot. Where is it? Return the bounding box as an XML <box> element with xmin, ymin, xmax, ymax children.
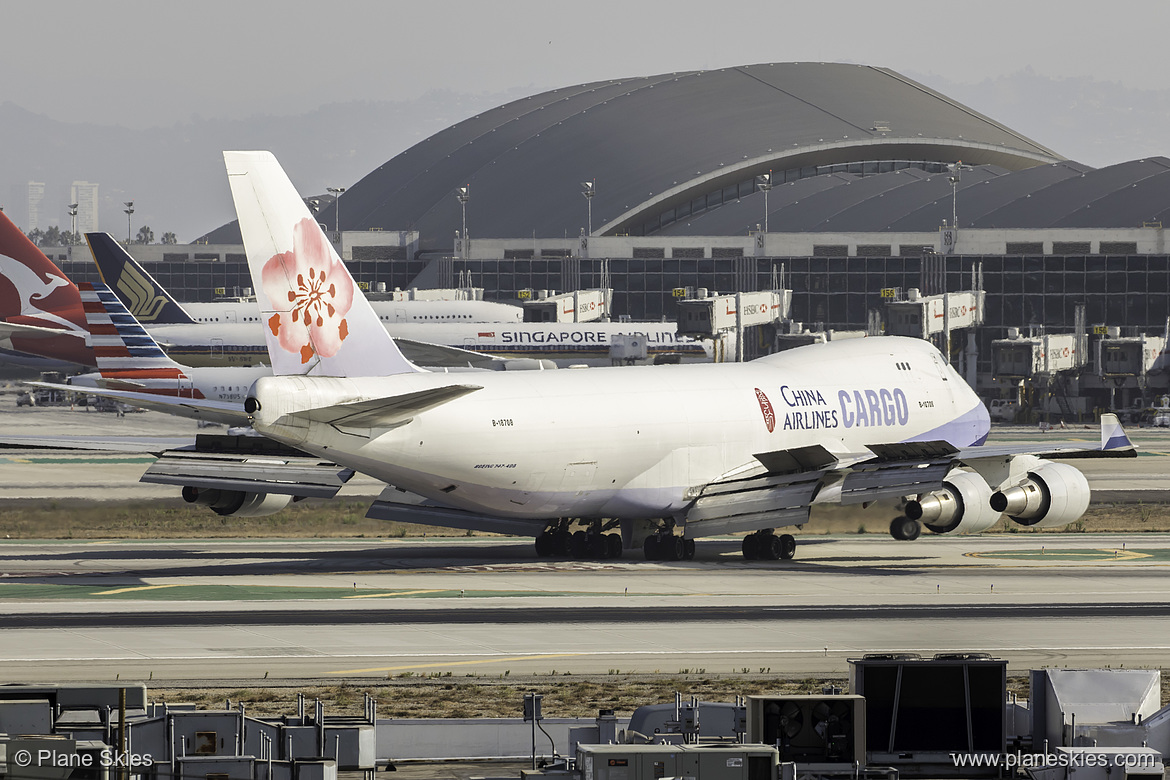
<box><xmin>136</xmin><ymin>226</ymin><xmax>155</xmax><ymax>245</ymax></box>
<box><xmin>161</xmin><ymin>232</ymin><xmax>178</xmax><ymax>245</ymax></box>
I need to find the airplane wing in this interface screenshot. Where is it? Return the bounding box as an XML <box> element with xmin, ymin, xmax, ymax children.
<box><xmin>681</xmin><ymin>414</ymin><xmax>1135</xmax><ymax>539</ymax></box>
<box><xmin>394</xmin><ymin>338</ymin><xmax>508</xmax><ymax>370</ymax></box>
<box><xmin>25</xmin><ymin>381</ymin><xmax>249</xmax><ymax>426</ymax></box>
<box><xmin>954</xmin><ymin>414</ymin><xmax>1136</xmax><ymax>461</ymax></box>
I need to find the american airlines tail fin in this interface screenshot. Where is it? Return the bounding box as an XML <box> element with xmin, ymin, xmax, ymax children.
<box><xmin>224</xmin><ymin>151</ymin><xmax>418</xmax><ymax>378</ymax></box>
<box><xmin>77</xmin><ymin>281</ymin><xmax>185</xmax><ymax>374</ymax></box>
<box><xmin>86</xmin><ymin>233</ymin><xmax>196</xmax><ymax>325</ymax></box>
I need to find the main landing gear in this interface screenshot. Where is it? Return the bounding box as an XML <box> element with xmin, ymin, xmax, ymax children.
<box><xmin>889</xmin><ymin>515</ymin><xmax>922</xmax><ymax>541</ymax></box>
<box><xmin>534</xmin><ymin>528</ymin><xmax>623</xmax><ymax>559</ymax></box>
<box><xmin>741</xmin><ymin>530</ymin><xmax>796</xmax><ymax>561</ymax></box>
<box><xmin>643</xmin><ymin>533</ymin><xmax>696</xmax><ymax>561</ymax></box>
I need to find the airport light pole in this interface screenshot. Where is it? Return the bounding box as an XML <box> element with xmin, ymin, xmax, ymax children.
<box><xmin>581</xmin><ymin>180</ymin><xmax>595</xmax><ymax>235</ymax></box>
<box><xmin>123</xmin><ymin>201</ymin><xmax>134</xmax><ymax>243</ymax></box>
<box><xmin>456</xmin><ymin>186</ymin><xmax>470</xmax><ymax>239</ymax></box>
<box><xmin>67</xmin><ymin>203</ymin><xmax>78</xmax><ymax>243</ymax></box>
<box><xmin>326</xmin><ymin>186</ymin><xmax>345</xmax><ymax>241</ymax></box>
<box><xmin>756</xmin><ymin>172</ymin><xmax>772</xmax><ymax>232</ymax></box>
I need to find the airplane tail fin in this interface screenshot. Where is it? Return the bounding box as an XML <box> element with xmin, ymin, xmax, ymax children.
<box><xmin>1100</xmin><ymin>413</ymin><xmax>1134</xmax><ymax>452</ymax></box>
<box><xmin>77</xmin><ymin>281</ymin><xmax>184</xmax><ymax>373</ymax></box>
<box><xmin>86</xmin><ymin>233</ymin><xmax>196</xmax><ymax>325</ymax></box>
<box><xmin>224</xmin><ymin>150</ymin><xmax>418</xmax><ymax>378</ymax></box>
<box><xmin>0</xmin><ymin>210</ymin><xmax>87</xmax><ymax>333</ymax></box>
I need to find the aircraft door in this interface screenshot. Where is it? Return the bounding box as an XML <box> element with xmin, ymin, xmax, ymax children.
<box><xmin>211</xmin><ymin>338</ymin><xmax>224</xmax><ymax>362</ymax></box>
<box><xmin>224</xmin><ymin>309</ymin><xmax>237</xmax><ymax>323</ymax></box>
<box><xmin>560</xmin><ymin>462</ymin><xmax>598</xmax><ymax>496</ymax></box>
<box><xmin>395</xmin><ymin>308</ymin><xmax>407</xmax><ymax>323</ymax></box>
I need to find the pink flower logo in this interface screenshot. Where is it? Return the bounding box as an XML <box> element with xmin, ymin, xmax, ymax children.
<box><xmin>755</xmin><ymin>388</ymin><xmax>776</xmax><ymax>433</ymax></box>
<box><xmin>260</xmin><ymin>217</ymin><xmax>354</xmax><ymax>364</ymax></box>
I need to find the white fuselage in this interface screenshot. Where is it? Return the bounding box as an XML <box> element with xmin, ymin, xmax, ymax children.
<box><xmin>148</xmin><ymin>320</ymin><xmax>711</xmax><ymax>367</ymax></box>
<box><xmin>250</xmin><ymin>337</ymin><xmax>989</xmax><ymax>522</ymax></box>
<box><xmin>181</xmin><ymin>298</ymin><xmax>524</xmax><ymax>325</ymax></box>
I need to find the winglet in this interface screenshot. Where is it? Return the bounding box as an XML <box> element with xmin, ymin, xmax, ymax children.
<box><xmin>1100</xmin><ymin>413</ymin><xmax>1134</xmax><ymax>452</ymax></box>
<box><xmin>224</xmin><ymin>150</ymin><xmax>419</xmax><ymax>378</ymax></box>
<box><xmin>86</xmin><ymin>233</ymin><xmax>196</xmax><ymax>324</ymax></box>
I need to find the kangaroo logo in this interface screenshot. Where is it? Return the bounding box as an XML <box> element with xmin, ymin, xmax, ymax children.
<box><xmin>114</xmin><ymin>263</ymin><xmax>168</xmax><ymax>322</ymax></box>
<box><xmin>0</xmin><ymin>253</ymin><xmax>85</xmax><ymax>333</ymax></box>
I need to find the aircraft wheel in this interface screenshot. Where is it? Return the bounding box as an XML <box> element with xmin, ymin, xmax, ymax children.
<box><xmin>890</xmin><ymin>516</ymin><xmax>921</xmax><ymax>541</ymax></box>
<box><xmin>606</xmin><ymin>533</ymin><xmax>623</xmax><ymax>559</ymax></box>
<box><xmin>762</xmin><ymin>533</ymin><xmax>782</xmax><ymax>561</ymax></box>
<box><xmin>778</xmin><ymin>534</ymin><xmax>796</xmax><ymax>560</ymax></box>
<box><xmin>534</xmin><ymin>534</ymin><xmax>552</xmax><ymax>557</ymax></box>
<box><xmin>742</xmin><ymin>534</ymin><xmax>760</xmax><ymax>560</ymax></box>
<box><xmin>571</xmin><ymin>530</ymin><xmax>589</xmax><ymax>557</ymax></box>
<box><xmin>683</xmin><ymin>538</ymin><xmax>696</xmax><ymax>561</ymax></box>
<box><xmin>553</xmin><ymin>531</ymin><xmax>574</xmax><ymax>557</ymax></box>
<box><xmin>665</xmin><ymin>535</ymin><xmax>685</xmax><ymax>561</ymax></box>
<box><xmin>643</xmin><ymin>535</ymin><xmax>660</xmax><ymax>561</ymax></box>
<box><xmin>588</xmin><ymin>533</ymin><xmax>607</xmax><ymax>559</ymax></box>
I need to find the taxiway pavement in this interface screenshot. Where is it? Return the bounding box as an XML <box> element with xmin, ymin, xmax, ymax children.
<box><xmin>1</xmin><ymin>534</ymin><xmax>1169</xmax><ymax>682</ymax></box>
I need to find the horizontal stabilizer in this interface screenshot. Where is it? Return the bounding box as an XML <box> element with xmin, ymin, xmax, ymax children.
<box><xmin>142</xmin><ymin>448</ymin><xmax>353</xmax><ymax>498</ymax></box>
<box><xmin>0</xmin><ymin>321</ymin><xmax>86</xmax><ymax>342</ymax></box>
<box><xmin>367</xmin><ymin>490</ymin><xmax>545</xmax><ymax>536</ymax></box>
<box><xmin>26</xmin><ymin>381</ymin><xmax>249</xmax><ymax>426</ymax></box>
<box><xmin>291</xmin><ymin>384</ymin><xmax>482</xmax><ymax>429</ymax></box>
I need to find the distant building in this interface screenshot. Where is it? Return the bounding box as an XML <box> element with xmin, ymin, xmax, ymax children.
<box><xmin>26</xmin><ymin>181</ymin><xmax>45</xmax><ymax>231</ymax></box>
<box><xmin>71</xmin><ymin>181</ymin><xmax>99</xmax><ymax>234</ymax></box>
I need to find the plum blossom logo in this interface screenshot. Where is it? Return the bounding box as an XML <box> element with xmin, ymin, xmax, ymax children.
<box><xmin>754</xmin><ymin>387</ymin><xmax>775</xmax><ymax>433</ymax></box>
<box><xmin>260</xmin><ymin>218</ymin><xmax>354</xmax><ymax>364</ymax></box>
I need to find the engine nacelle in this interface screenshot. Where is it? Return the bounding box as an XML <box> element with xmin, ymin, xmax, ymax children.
<box><xmin>182</xmin><ymin>486</ymin><xmax>292</xmax><ymax>518</ymax></box>
<box><xmin>906</xmin><ymin>470</ymin><xmax>1000</xmax><ymax>535</ymax></box>
<box><xmin>989</xmin><ymin>461</ymin><xmax>1090</xmax><ymax>528</ymax></box>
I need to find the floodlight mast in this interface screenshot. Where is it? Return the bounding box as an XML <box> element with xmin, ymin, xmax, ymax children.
<box><xmin>581</xmin><ymin>180</ymin><xmax>595</xmax><ymax>235</ymax></box>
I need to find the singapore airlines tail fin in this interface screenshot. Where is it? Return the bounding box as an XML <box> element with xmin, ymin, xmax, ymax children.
<box><xmin>224</xmin><ymin>150</ymin><xmax>418</xmax><ymax>378</ymax></box>
<box><xmin>86</xmin><ymin>232</ymin><xmax>197</xmax><ymax>325</ymax></box>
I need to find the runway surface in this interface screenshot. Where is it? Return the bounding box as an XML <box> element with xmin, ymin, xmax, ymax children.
<box><xmin>2</xmin><ymin>534</ymin><xmax>1170</xmax><ymax>682</ymax></box>
<box><xmin>2</xmin><ymin>398</ymin><xmax>1170</xmax><ymax>683</ymax></box>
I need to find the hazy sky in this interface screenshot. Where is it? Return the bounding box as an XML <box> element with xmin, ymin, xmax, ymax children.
<box><xmin>6</xmin><ymin>0</ymin><xmax>1169</xmax><ymax>129</ymax></box>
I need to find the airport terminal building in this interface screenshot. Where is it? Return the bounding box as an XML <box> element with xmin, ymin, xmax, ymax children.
<box><xmin>49</xmin><ymin>63</ymin><xmax>1170</xmax><ymax>399</ymax></box>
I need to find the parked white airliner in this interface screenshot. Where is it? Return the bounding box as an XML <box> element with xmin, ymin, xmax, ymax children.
<box><xmin>228</xmin><ymin>151</ymin><xmax>1133</xmax><ymax>561</ymax></box>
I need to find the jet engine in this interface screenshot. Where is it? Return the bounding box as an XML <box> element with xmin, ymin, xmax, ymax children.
<box><xmin>989</xmin><ymin>460</ymin><xmax>1090</xmax><ymax>528</ymax></box>
<box><xmin>181</xmin><ymin>486</ymin><xmax>292</xmax><ymax>518</ymax></box>
<box><xmin>905</xmin><ymin>469</ymin><xmax>1001</xmax><ymax>535</ymax></box>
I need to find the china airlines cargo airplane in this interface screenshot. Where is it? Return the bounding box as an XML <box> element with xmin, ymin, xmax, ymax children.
<box><xmin>219</xmin><ymin>151</ymin><xmax>1132</xmax><ymax>562</ymax></box>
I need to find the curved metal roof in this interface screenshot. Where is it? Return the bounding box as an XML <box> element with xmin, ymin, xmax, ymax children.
<box><xmin>200</xmin><ymin>63</ymin><xmax>1170</xmax><ymax>246</ymax></box>
<box><xmin>314</xmin><ymin>62</ymin><xmax>1063</xmax><ymax>249</ymax></box>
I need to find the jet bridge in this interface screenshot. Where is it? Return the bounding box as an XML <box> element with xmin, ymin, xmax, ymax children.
<box><xmin>675</xmin><ymin>289</ymin><xmax>792</xmax><ymax>362</ymax></box>
<box><xmin>991</xmin><ymin>329</ymin><xmax>1088</xmax><ymax>422</ymax></box>
<box><xmin>521</xmin><ymin>288</ymin><xmax>611</xmax><ymax>323</ymax></box>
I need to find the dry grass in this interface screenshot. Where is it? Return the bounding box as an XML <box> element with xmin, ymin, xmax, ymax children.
<box><xmin>152</xmin><ymin>673</ymin><xmax>1051</xmax><ymax>719</ymax></box>
<box><xmin>0</xmin><ymin>499</ymin><xmax>472</xmax><ymax>539</ymax></box>
<box><xmin>2</xmin><ymin>498</ymin><xmax>1169</xmax><ymax>540</ymax></box>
